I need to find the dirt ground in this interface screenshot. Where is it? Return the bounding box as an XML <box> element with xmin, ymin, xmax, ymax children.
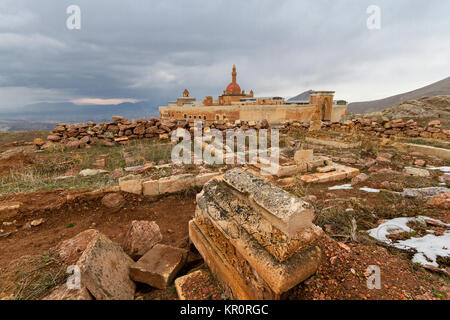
<box><xmin>0</xmin><ymin>190</ymin><xmax>196</xmax><ymax>299</ymax></box>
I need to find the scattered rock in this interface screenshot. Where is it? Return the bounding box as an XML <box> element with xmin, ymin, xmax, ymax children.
<box><xmin>380</xmin><ymin>181</ymin><xmax>403</xmax><ymax>192</ymax></box>
<box><xmin>426</xmin><ymin>192</ymin><xmax>450</xmax><ymax>209</ymax></box>
<box><xmin>301</xmin><ymin>195</ymin><xmax>318</xmax><ymax>203</ymax></box>
<box><xmin>30</xmin><ymin>218</ymin><xmax>44</xmax><ymax>227</ymax></box>
<box><xmin>77</xmin><ymin>233</ymin><xmax>136</xmax><ymax>300</ymax></box>
<box><xmin>414</xmin><ymin>159</ymin><xmax>426</xmax><ymax>167</ymax></box>
<box><xmin>402</xmin><ymin>187</ymin><xmax>450</xmax><ymax>199</ymax></box>
<box><xmin>122</xmin><ymin>221</ymin><xmax>163</xmax><ymax>260</ymax></box>
<box><xmin>404</xmin><ymin>167</ymin><xmax>430</xmax><ymax>177</ymax></box>
<box><xmin>101</xmin><ymin>193</ymin><xmax>126</xmax><ymax>211</ymax></box>
<box><xmin>111</xmin><ymin>168</ymin><xmax>124</xmax><ymax>178</ymax></box>
<box><xmin>351</xmin><ymin>173</ymin><xmax>369</xmax><ymax>186</ymax></box>
<box><xmin>79</xmin><ymin>169</ymin><xmax>108</xmax><ymax>177</ymax></box>
<box><xmin>129</xmin><ymin>244</ymin><xmax>188</xmax><ymax>289</ymax></box>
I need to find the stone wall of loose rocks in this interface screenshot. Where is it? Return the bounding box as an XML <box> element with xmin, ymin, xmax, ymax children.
<box><xmin>46</xmin><ymin>115</ymin><xmax>449</xmax><ymax>149</ymax></box>
<box><xmin>46</xmin><ymin>116</ymin><xmax>271</xmax><ymax>148</ymax></box>
<box><xmin>284</xmin><ymin>118</ymin><xmax>450</xmax><ymax>141</ymax></box>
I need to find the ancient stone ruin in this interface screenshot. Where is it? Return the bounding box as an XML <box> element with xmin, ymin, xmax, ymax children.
<box><xmin>189</xmin><ymin>168</ymin><xmax>323</xmax><ymax>299</ymax></box>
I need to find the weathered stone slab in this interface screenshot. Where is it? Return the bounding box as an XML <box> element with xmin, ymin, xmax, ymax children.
<box><xmin>122</xmin><ymin>220</ymin><xmax>162</xmax><ymax>260</ymax></box>
<box><xmin>197</xmin><ymin>179</ymin><xmax>321</xmax><ymax>262</ymax></box>
<box><xmin>77</xmin><ymin>233</ymin><xmax>136</xmax><ymax>300</ymax></box>
<box><xmin>119</xmin><ymin>175</ymin><xmax>143</xmax><ymax>195</ymax></box>
<box><xmin>158</xmin><ymin>174</ymin><xmax>196</xmax><ymax>194</ymax></box>
<box><xmin>222</xmin><ymin>168</ymin><xmax>313</xmax><ymax>236</ymax></box>
<box><xmin>142</xmin><ymin>179</ymin><xmax>159</xmax><ymax>196</ymax></box>
<box><xmin>129</xmin><ymin>244</ymin><xmax>188</xmax><ymax>289</ymax></box>
<box><xmin>300</xmin><ymin>164</ymin><xmax>359</xmax><ymax>184</ymax></box>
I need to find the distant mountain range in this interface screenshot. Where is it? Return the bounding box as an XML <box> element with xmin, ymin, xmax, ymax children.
<box><xmin>0</xmin><ymin>101</ymin><xmax>160</xmax><ymax>131</ymax></box>
<box><xmin>349</xmin><ymin>76</ymin><xmax>450</xmax><ymax>114</ymax></box>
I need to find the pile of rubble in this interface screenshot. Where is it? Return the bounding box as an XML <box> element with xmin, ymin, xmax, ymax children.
<box><xmin>189</xmin><ymin>168</ymin><xmax>323</xmax><ymax>299</ymax></box>
<box><xmin>46</xmin><ymin>116</ymin><xmax>270</xmax><ymax>148</ymax></box>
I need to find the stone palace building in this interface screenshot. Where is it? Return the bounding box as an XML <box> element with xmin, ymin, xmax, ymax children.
<box><xmin>159</xmin><ymin>65</ymin><xmax>348</xmax><ymax>124</ymax></box>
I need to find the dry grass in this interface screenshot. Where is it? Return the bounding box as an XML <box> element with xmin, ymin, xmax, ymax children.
<box><xmin>0</xmin><ymin>253</ymin><xmax>67</xmax><ymax>300</ymax></box>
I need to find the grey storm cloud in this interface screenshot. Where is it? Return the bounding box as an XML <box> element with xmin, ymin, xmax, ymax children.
<box><xmin>0</xmin><ymin>0</ymin><xmax>449</xmax><ymax>109</ymax></box>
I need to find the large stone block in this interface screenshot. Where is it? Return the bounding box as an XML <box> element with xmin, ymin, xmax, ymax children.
<box><xmin>197</xmin><ymin>179</ymin><xmax>321</xmax><ymax>262</ymax></box>
<box><xmin>142</xmin><ymin>179</ymin><xmax>159</xmax><ymax>196</ymax></box>
<box><xmin>189</xmin><ymin>218</ymin><xmax>321</xmax><ymax>299</ymax></box>
<box><xmin>119</xmin><ymin>175</ymin><xmax>143</xmax><ymax>195</ymax></box>
<box><xmin>129</xmin><ymin>244</ymin><xmax>188</xmax><ymax>289</ymax></box>
<box><xmin>77</xmin><ymin>233</ymin><xmax>136</xmax><ymax>300</ymax></box>
<box><xmin>158</xmin><ymin>174</ymin><xmax>195</xmax><ymax>194</ymax></box>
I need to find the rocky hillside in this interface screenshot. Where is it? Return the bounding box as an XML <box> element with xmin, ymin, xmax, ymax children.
<box><xmin>349</xmin><ymin>77</ymin><xmax>450</xmax><ymax>114</ymax></box>
<box><xmin>348</xmin><ymin>95</ymin><xmax>450</xmax><ymax>128</ymax></box>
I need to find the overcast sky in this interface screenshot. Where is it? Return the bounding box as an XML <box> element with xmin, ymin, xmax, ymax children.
<box><xmin>0</xmin><ymin>0</ymin><xmax>449</xmax><ymax>109</ymax></box>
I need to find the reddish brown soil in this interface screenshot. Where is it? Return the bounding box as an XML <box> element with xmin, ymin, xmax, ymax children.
<box><xmin>290</xmin><ymin>236</ymin><xmax>449</xmax><ymax>300</ymax></box>
<box><xmin>0</xmin><ymin>190</ymin><xmax>196</xmax><ymax>274</ymax></box>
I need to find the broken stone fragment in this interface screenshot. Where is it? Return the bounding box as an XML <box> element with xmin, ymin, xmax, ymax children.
<box><xmin>122</xmin><ymin>220</ymin><xmax>162</xmax><ymax>260</ymax></box>
<box><xmin>77</xmin><ymin>233</ymin><xmax>136</xmax><ymax>300</ymax></box>
<box><xmin>129</xmin><ymin>244</ymin><xmax>188</xmax><ymax>289</ymax></box>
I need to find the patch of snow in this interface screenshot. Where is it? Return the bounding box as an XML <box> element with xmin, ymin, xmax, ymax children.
<box><xmin>428</xmin><ymin>166</ymin><xmax>450</xmax><ymax>173</ymax></box>
<box><xmin>360</xmin><ymin>187</ymin><xmax>380</xmax><ymax>193</ymax></box>
<box><xmin>328</xmin><ymin>184</ymin><xmax>353</xmax><ymax>190</ymax></box>
<box><xmin>367</xmin><ymin>216</ymin><xmax>450</xmax><ymax>268</ymax></box>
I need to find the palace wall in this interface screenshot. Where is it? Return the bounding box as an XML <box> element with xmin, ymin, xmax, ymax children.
<box><xmin>159</xmin><ymin>104</ymin><xmax>344</xmax><ymax>124</ymax></box>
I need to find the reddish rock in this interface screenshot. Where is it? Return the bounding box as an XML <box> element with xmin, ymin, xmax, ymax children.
<box><xmin>426</xmin><ymin>192</ymin><xmax>450</xmax><ymax>209</ymax></box>
<box><xmin>122</xmin><ymin>220</ymin><xmax>162</xmax><ymax>260</ymax></box>
<box><xmin>101</xmin><ymin>193</ymin><xmax>126</xmax><ymax>211</ymax></box>
<box><xmin>351</xmin><ymin>173</ymin><xmax>369</xmax><ymax>185</ymax></box>
<box><xmin>414</xmin><ymin>159</ymin><xmax>426</xmax><ymax>167</ymax></box>
<box><xmin>54</xmin><ymin>229</ymin><xmax>101</xmax><ymax>265</ymax></box>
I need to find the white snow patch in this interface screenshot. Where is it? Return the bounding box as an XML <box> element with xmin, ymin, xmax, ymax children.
<box><xmin>428</xmin><ymin>166</ymin><xmax>450</xmax><ymax>173</ymax></box>
<box><xmin>367</xmin><ymin>216</ymin><xmax>450</xmax><ymax>268</ymax></box>
<box><xmin>360</xmin><ymin>187</ymin><xmax>380</xmax><ymax>193</ymax></box>
<box><xmin>328</xmin><ymin>184</ymin><xmax>353</xmax><ymax>190</ymax></box>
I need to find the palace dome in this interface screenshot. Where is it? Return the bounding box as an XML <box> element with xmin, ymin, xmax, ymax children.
<box><xmin>226</xmin><ymin>82</ymin><xmax>241</xmax><ymax>94</ymax></box>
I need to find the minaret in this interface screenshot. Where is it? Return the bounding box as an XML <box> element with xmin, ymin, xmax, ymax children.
<box><xmin>232</xmin><ymin>64</ymin><xmax>237</xmax><ymax>83</ymax></box>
